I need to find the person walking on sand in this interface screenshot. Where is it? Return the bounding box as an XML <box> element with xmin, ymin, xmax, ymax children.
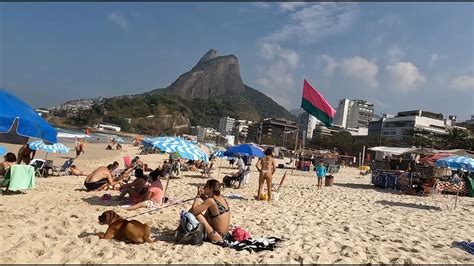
<box><xmin>316</xmin><ymin>161</ymin><xmax>326</xmax><ymax>190</ymax></box>
<box><xmin>75</xmin><ymin>138</ymin><xmax>85</xmax><ymax>159</ymax></box>
<box><xmin>256</xmin><ymin>148</ymin><xmax>276</xmax><ymax>201</ymax></box>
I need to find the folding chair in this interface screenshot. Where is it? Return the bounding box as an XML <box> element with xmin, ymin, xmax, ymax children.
<box><xmin>52</xmin><ymin>158</ymin><xmax>75</xmax><ymax>176</ymax></box>
<box><xmin>123</xmin><ymin>155</ymin><xmax>132</xmax><ymax>169</ymax></box>
<box><xmin>29</xmin><ymin>159</ymin><xmax>45</xmax><ymax>177</ymax></box>
<box><xmin>272</xmin><ymin>171</ymin><xmax>288</xmax><ymax>192</ymax></box>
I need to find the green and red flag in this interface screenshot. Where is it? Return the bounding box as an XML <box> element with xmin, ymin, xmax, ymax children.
<box><xmin>301</xmin><ymin>79</ymin><xmax>336</xmax><ymax>127</ymax></box>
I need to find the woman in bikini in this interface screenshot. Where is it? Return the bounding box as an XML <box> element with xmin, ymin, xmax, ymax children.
<box><xmin>189</xmin><ymin>179</ymin><xmax>231</xmax><ymax>242</ymax></box>
<box><xmin>256</xmin><ymin>147</ymin><xmax>276</xmax><ymax>201</ymax></box>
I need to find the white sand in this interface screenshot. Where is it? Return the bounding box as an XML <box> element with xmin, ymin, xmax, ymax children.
<box><xmin>1</xmin><ymin>143</ymin><xmax>473</xmax><ymax>264</ymax></box>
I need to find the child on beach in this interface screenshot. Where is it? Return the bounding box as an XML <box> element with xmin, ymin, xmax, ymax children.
<box><xmin>316</xmin><ymin>162</ymin><xmax>326</xmax><ymax>190</ymax></box>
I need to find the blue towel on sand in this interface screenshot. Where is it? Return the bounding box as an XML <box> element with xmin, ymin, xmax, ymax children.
<box><xmin>455</xmin><ymin>241</ymin><xmax>474</xmax><ymax>255</ymax></box>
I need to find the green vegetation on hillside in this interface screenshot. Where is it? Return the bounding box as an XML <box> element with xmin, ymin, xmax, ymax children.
<box><xmin>65</xmin><ymin>86</ymin><xmax>295</xmax><ymax>135</ymax></box>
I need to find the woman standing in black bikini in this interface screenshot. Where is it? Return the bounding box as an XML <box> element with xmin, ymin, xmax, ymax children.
<box><xmin>256</xmin><ymin>148</ymin><xmax>276</xmax><ymax>201</ymax></box>
<box><xmin>189</xmin><ymin>179</ymin><xmax>231</xmax><ymax>242</ymax></box>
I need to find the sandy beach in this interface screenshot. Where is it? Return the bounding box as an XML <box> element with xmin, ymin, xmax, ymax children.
<box><xmin>0</xmin><ymin>143</ymin><xmax>473</xmax><ymax>264</ymax></box>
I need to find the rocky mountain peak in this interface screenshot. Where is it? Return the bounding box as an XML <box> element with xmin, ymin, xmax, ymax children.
<box><xmin>163</xmin><ymin>49</ymin><xmax>245</xmax><ymax>99</ymax></box>
<box><xmin>195</xmin><ymin>48</ymin><xmax>220</xmax><ymax>67</ymax></box>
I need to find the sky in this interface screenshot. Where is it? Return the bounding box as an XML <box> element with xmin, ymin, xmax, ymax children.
<box><xmin>1</xmin><ymin>3</ymin><xmax>473</xmax><ymax>121</ymax></box>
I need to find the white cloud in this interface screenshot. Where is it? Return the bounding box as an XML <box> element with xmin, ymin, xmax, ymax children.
<box><xmin>256</xmin><ymin>43</ymin><xmax>300</xmax><ymax>108</ymax></box>
<box><xmin>320</xmin><ymin>55</ymin><xmax>378</xmax><ymax>88</ymax></box>
<box><xmin>320</xmin><ymin>54</ymin><xmax>337</xmax><ymax>77</ymax></box>
<box><xmin>385</xmin><ymin>61</ymin><xmax>426</xmax><ymax>91</ymax></box>
<box><xmin>107</xmin><ymin>12</ymin><xmax>129</xmax><ymax>31</ymax></box>
<box><xmin>263</xmin><ymin>3</ymin><xmax>358</xmax><ymax>44</ymax></box>
<box><xmin>252</xmin><ymin>2</ymin><xmax>273</xmax><ymax>9</ymax></box>
<box><xmin>450</xmin><ymin>74</ymin><xmax>474</xmax><ymax>91</ymax></box>
<box><xmin>339</xmin><ymin>57</ymin><xmax>379</xmax><ymax>89</ymax></box>
<box><xmin>279</xmin><ymin>2</ymin><xmax>308</xmax><ymax>12</ymax></box>
<box><xmin>387</xmin><ymin>45</ymin><xmax>404</xmax><ymax>63</ymax></box>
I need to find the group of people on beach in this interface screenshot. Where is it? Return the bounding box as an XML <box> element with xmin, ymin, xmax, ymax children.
<box><xmin>78</xmin><ymin>146</ymin><xmax>281</xmax><ymax>242</ymax></box>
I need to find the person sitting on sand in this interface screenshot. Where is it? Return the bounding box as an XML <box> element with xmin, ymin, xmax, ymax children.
<box><xmin>116</xmin><ymin>143</ymin><xmax>122</xmax><ymax>150</ymax></box>
<box><xmin>125</xmin><ymin>170</ymin><xmax>163</xmax><ymax>211</ymax></box>
<box><xmin>67</xmin><ymin>165</ymin><xmax>87</xmax><ymax>176</ymax></box>
<box><xmin>189</xmin><ymin>179</ymin><xmax>231</xmax><ymax>242</ymax></box>
<box><xmin>1</xmin><ymin>152</ymin><xmax>17</xmax><ymax>177</ymax></box>
<box><xmin>116</xmin><ymin>168</ymin><xmax>149</xmax><ymax>202</ymax></box>
<box><xmin>83</xmin><ymin>164</ymin><xmax>118</xmax><ymax>191</ymax></box>
<box><xmin>17</xmin><ymin>144</ymin><xmax>36</xmax><ymax>165</ymax></box>
<box><xmin>256</xmin><ymin>148</ymin><xmax>276</xmax><ymax>201</ymax></box>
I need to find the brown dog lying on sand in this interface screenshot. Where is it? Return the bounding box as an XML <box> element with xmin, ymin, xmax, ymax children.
<box><xmin>97</xmin><ymin>210</ymin><xmax>154</xmax><ymax>244</ymax></box>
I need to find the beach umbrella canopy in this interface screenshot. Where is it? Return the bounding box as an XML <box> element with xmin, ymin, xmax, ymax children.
<box><xmin>0</xmin><ymin>90</ymin><xmax>57</xmax><ymax>144</ymax></box>
<box><xmin>419</xmin><ymin>153</ymin><xmax>455</xmax><ymax>166</ymax></box>
<box><xmin>224</xmin><ymin>143</ymin><xmax>265</xmax><ymax>158</ymax></box>
<box><xmin>213</xmin><ymin>150</ymin><xmax>226</xmax><ymax>157</ymax></box>
<box><xmin>435</xmin><ymin>155</ymin><xmax>474</xmax><ymax>172</ymax></box>
<box><xmin>0</xmin><ymin>146</ymin><xmax>6</xmax><ymax>156</ymax></box>
<box><xmin>144</xmin><ymin>137</ymin><xmax>208</xmax><ymax>162</ymax></box>
<box><xmin>28</xmin><ymin>140</ymin><xmax>70</xmax><ymax>154</ymax></box>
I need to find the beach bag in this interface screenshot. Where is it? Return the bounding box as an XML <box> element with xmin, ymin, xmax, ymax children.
<box><xmin>174</xmin><ymin>211</ymin><xmax>205</xmax><ymax>245</ymax></box>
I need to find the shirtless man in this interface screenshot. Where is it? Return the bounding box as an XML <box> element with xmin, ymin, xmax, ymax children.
<box><xmin>256</xmin><ymin>148</ymin><xmax>276</xmax><ymax>201</ymax></box>
<box><xmin>17</xmin><ymin>144</ymin><xmax>36</xmax><ymax>165</ymax></box>
<box><xmin>83</xmin><ymin>164</ymin><xmax>117</xmax><ymax>191</ymax></box>
<box><xmin>75</xmin><ymin>138</ymin><xmax>85</xmax><ymax>158</ymax></box>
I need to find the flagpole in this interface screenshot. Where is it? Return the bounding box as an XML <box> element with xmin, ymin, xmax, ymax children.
<box><xmin>292</xmin><ymin>113</ymin><xmax>301</xmax><ymax>174</ymax></box>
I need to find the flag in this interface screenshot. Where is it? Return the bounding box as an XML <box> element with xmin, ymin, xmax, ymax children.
<box><xmin>301</xmin><ymin>79</ymin><xmax>336</xmax><ymax>127</ymax></box>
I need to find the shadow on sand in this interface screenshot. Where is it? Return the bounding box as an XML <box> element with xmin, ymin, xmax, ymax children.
<box><xmin>334</xmin><ymin>183</ymin><xmax>374</xmax><ymax>190</ymax></box>
<box><xmin>376</xmin><ymin>200</ymin><xmax>442</xmax><ymax>211</ymax></box>
<box><xmin>81</xmin><ymin>196</ymin><xmax>119</xmax><ymax>207</ymax></box>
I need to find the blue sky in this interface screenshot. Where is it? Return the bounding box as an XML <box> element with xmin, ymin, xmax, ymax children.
<box><xmin>1</xmin><ymin>3</ymin><xmax>473</xmax><ymax>121</ymax></box>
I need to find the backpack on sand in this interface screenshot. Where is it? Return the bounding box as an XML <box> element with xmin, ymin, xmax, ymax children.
<box><xmin>174</xmin><ymin>211</ymin><xmax>205</xmax><ymax>245</ymax></box>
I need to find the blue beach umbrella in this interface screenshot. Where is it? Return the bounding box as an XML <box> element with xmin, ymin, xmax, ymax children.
<box><xmin>0</xmin><ymin>146</ymin><xmax>6</xmax><ymax>156</ymax></box>
<box><xmin>435</xmin><ymin>155</ymin><xmax>474</xmax><ymax>173</ymax></box>
<box><xmin>0</xmin><ymin>89</ymin><xmax>57</xmax><ymax>144</ymax></box>
<box><xmin>224</xmin><ymin>143</ymin><xmax>265</xmax><ymax>158</ymax></box>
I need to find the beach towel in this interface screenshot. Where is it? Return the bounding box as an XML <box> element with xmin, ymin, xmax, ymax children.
<box><xmin>2</xmin><ymin>165</ymin><xmax>35</xmax><ymax>191</ymax></box>
<box><xmin>224</xmin><ymin>193</ymin><xmax>248</xmax><ymax>200</ymax></box>
<box><xmin>455</xmin><ymin>241</ymin><xmax>474</xmax><ymax>255</ymax></box>
<box><xmin>218</xmin><ymin>237</ymin><xmax>283</xmax><ymax>253</ymax></box>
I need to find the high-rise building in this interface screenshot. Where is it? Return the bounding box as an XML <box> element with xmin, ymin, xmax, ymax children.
<box><xmin>247</xmin><ymin>118</ymin><xmax>297</xmax><ymax>145</ymax></box>
<box><xmin>367</xmin><ymin>110</ymin><xmax>465</xmax><ymax>142</ymax></box>
<box><xmin>299</xmin><ymin>111</ymin><xmax>320</xmax><ymax>139</ymax></box>
<box><xmin>218</xmin><ymin>116</ymin><xmax>236</xmax><ymax>135</ymax></box>
<box><xmin>333</xmin><ymin>99</ymin><xmax>374</xmax><ymax>135</ymax></box>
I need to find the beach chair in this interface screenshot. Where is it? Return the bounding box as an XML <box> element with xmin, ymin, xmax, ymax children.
<box><xmin>42</xmin><ymin>160</ymin><xmax>54</xmax><ymax>177</ymax></box>
<box><xmin>123</xmin><ymin>155</ymin><xmax>132</xmax><ymax>169</ymax></box>
<box><xmin>29</xmin><ymin>159</ymin><xmax>45</xmax><ymax>177</ymax></box>
<box><xmin>201</xmin><ymin>162</ymin><xmax>214</xmax><ymax>178</ymax></box>
<box><xmin>272</xmin><ymin>171</ymin><xmax>288</xmax><ymax>192</ymax></box>
<box><xmin>52</xmin><ymin>158</ymin><xmax>75</xmax><ymax>176</ymax></box>
<box><xmin>2</xmin><ymin>165</ymin><xmax>35</xmax><ymax>191</ymax></box>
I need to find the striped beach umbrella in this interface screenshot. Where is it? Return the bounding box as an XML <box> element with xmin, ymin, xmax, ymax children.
<box><xmin>146</xmin><ymin>137</ymin><xmax>208</xmax><ymax>162</ymax></box>
<box><xmin>29</xmin><ymin>140</ymin><xmax>70</xmax><ymax>154</ymax></box>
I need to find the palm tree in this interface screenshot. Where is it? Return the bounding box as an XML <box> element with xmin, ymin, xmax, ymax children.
<box><xmin>443</xmin><ymin>128</ymin><xmax>469</xmax><ymax>149</ymax></box>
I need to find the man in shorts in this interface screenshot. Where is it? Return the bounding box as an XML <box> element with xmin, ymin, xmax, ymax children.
<box><xmin>83</xmin><ymin>164</ymin><xmax>118</xmax><ymax>191</ymax></box>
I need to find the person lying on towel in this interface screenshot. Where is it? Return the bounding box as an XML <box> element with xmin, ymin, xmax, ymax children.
<box><xmin>189</xmin><ymin>179</ymin><xmax>231</xmax><ymax>242</ymax></box>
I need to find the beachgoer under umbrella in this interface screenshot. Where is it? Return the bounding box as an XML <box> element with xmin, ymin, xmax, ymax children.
<box><xmin>1</xmin><ymin>152</ymin><xmax>17</xmax><ymax>177</ymax></box>
<box><xmin>17</xmin><ymin>144</ymin><xmax>36</xmax><ymax>165</ymax></box>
